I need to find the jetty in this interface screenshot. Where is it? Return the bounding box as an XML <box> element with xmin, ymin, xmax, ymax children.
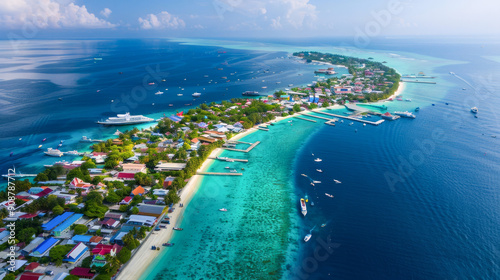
<box><xmin>294</xmin><ymin>116</ymin><xmax>317</xmax><ymax>122</ymax></box>
<box><xmin>2</xmin><ymin>173</ymin><xmax>38</xmax><ymax>179</ymax></box>
<box><xmin>400</xmin><ymin>80</ymin><xmax>437</xmax><ymax>84</ymax></box>
<box><xmin>257</xmin><ymin>127</ymin><xmax>269</xmax><ymax>131</ymax></box>
<box><xmin>318</xmin><ymin>110</ymin><xmax>385</xmax><ymax>125</ymax></box>
<box><xmin>222</xmin><ymin>141</ymin><xmax>260</xmax><ymax>153</ymax></box>
<box><xmin>196</xmin><ymin>172</ymin><xmax>243</xmax><ymax>176</ymax></box>
<box><xmin>210</xmin><ymin>157</ymin><xmax>248</xmax><ymax>162</ymax></box>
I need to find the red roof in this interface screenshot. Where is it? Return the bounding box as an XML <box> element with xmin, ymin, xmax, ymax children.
<box><xmin>70</xmin><ymin>267</ymin><xmax>95</xmax><ymax>278</ymax></box>
<box><xmin>104</xmin><ymin>218</ymin><xmax>117</xmax><ymax>226</ymax></box>
<box><xmin>19</xmin><ymin>272</ymin><xmax>44</xmax><ymax>280</ymax></box>
<box><xmin>19</xmin><ymin>213</ymin><xmax>38</xmax><ymax>219</ymax></box>
<box><xmin>91</xmin><ymin>244</ymin><xmax>122</xmax><ymax>256</ymax></box>
<box><xmin>122</xmin><ymin>196</ymin><xmax>132</xmax><ymax>202</ymax></box>
<box><xmin>25</xmin><ymin>262</ymin><xmax>39</xmax><ymax>271</ymax></box>
<box><xmin>118</xmin><ymin>172</ymin><xmax>135</xmax><ymax>179</ymax></box>
<box><xmin>35</xmin><ymin>188</ymin><xmax>52</xmax><ymax>197</ymax></box>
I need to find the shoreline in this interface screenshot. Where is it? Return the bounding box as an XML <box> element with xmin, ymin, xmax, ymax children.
<box><xmin>117</xmin><ymin>147</ymin><xmax>223</xmax><ymax>280</ymax></box>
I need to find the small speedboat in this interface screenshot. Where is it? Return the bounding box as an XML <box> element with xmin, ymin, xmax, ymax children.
<box><xmin>349</xmin><ymin>122</ymin><xmax>354</xmax><ymax>126</ymax></box>
<box><xmin>314</xmin><ymin>158</ymin><xmax>322</xmax><ymax>162</ymax></box>
<box><xmin>363</xmin><ymin>124</ymin><xmax>366</xmax><ymax>127</ymax></box>
<box><xmin>219</xmin><ymin>208</ymin><xmax>228</xmax><ymax>212</ymax></box>
<box><xmin>162</xmin><ymin>243</ymin><xmax>174</xmax><ymax>247</ymax></box>
<box><xmin>225</xmin><ymin>167</ymin><xmax>230</xmax><ymax>169</ymax></box>
<box><xmin>415</xmin><ymin>107</ymin><xmax>420</xmax><ymax>112</ymax></box>
<box><xmin>230</xmin><ymin>169</ymin><xmax>238</xmax><ymax>173</ymax></box>
<box><xmin>304</xmin><ymin>234</ymin><xmax>312</xmax><ymax>242</ymax></box>
<box><xmin>38</xmin><ymin>145</ymin><xmax>42</xmax><ymax>148</ymax></box>
<box><xmin>42</xmin><ymin>138</ymin><xmax>46</xmax><ymax>142</ymax></box>
<box><xmin>316</xmin><ymin>169</ymin><xmax>323</xmax><ymax>173</ymax></box>
<box><xmin>173</xmin><ymin>227</ymin><xmax>183</xmax><ymax>231</ymax></box>
<box><xmin>333</xmin><ymin>179</ymin><xmax>341</xmax><ymax>184</ymax></box>
<box><xmin>312</xmin><ymin>180</ymin><xmax>321</xmax><ymax>184</ymax></box>
<box><xmin>155</xmin><ymin>91</ymin><xmax>164</xmax><ymax>95</ymax></box>
<box><xmin>325</xmin><ymin>193</ymin><xmax>334</xmax><ymax>198</ymax></box>
<box><xmin>311</xmin><ymin>202</ymin><xmax>315</xmax><ymax>207</ymax></box>
<box><xmin>321</xmin><ymin>223</ymin><xmax>326</xmax><ymax>228</ymax></box>
<box><xmin>18</xmin><ymin>138</ymin><xmax>22</xmax><ymax>141</ymax></box>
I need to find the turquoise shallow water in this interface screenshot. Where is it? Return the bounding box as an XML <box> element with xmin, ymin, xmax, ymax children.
<box><xmin>141</xmin><ymin>119</ymin><xmax>324</xmax><ymax>279</ymax></box>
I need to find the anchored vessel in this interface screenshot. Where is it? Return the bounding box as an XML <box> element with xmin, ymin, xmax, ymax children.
<box><xmin>471</xmin><ymin>107</ymin><xmax>478</xmax><ymax>114</ymax></box>
<box><xmin>300</xmin><ymin>198</ymin><xmax>307</xmax><ymax>216</ymax></box>
<box><xmin>44</xmin><ymin>148</ymin><xmax>64</xmax><ymax>157</ymax></box>
<box><xmin>394</xmin><ymin>111</ymin><xmax>416</xmax><ymax>119</ymax></box>
<box><xmin>97</xmin><ymin>113</ymin><xmax>154</xmax><ymax>126</ymax></box>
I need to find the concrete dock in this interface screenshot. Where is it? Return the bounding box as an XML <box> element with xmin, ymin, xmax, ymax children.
<box><xmin>196</xmin><ymin>172</ymin><xmax>243</xmax><ymax>176</ymax></box>
<box><xmin>318</xmin><ymin>110</ymin><xmax>385</xmax><ymax>125</ymax></box>
<box><xmin>294</xmin><ymin>116</ymin><xmax>317</xmax><ymax>122</ymax></box>
<box><xmin>209</xmin><ymin>157</ymin><xmax>248</xmax><ymax>162</ymax></box>
<box><xmin>223</xmin><ymin>141</ymin><xmax>260</xmax><ymax>153</ymax></box>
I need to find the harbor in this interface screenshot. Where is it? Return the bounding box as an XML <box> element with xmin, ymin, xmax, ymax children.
<box><xmin>210</xmin><ymin>157</ymin><xmax>249</xmax><ymax>162</ymax></box>
<box><xmin>222</xmin><ymin>141</ymin><xmax>260</xmax><ymax>153</ymax></box>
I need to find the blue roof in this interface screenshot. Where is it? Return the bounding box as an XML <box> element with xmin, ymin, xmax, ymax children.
<box><xmin>52</xmin><ymin>213</ymin><xmax>83</xmax><ymax>234</ymax></box>
<box><xmin>72</xmin><ymin>235</ymin><xmax>92</xmax><ymax>243</ymax></box>
<box><xmin>168</xmin><ymin>115</ymin><xmax>182</xmax><ymax>122</ymax></box>
<box><xmin>31</xmin><ymin>237</ymin><xmax>58</xmax><ymax>256</ymax></box>
<box><xmin>29</xmin><ymin>187</ymin><xmax>44</xmax><ymax>194</ymax></box>
<box><xmin>0</xmin><ymin>231</ymin><xmax>9</xmax><ymax>240</ymax></box>
<box><xmin>42</xmin><ymin>212</ymin><xmax>74</xmax><ymax>231</ymax></box>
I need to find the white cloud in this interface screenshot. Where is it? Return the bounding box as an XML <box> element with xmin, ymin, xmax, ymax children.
<box><xmin>193</xmin><ymin>24</ymin><xmax>205</xmax><ymax>29</ymax></box>
<box><xmin>280</xmin><ymin>0</ymin><xmax>317</xmax><ymax>28</ymax></box>
<box><xmin>270</xmin><ymin>16</ymin><xmax>282</xmax><ymax>29</ymax></box>
<box><xmin>0</xmin><ymin>0</ymin><xmax>115</xmax><ymax>29</ymax></box>
<box><xmin>138</xmin><ymin>11</ymin><xmax>185</xmax><ymax>30</ymax></box>
<box><xmin>100</xmin><ymin>8</ymin><xmax>112</xmax><ymax>18</ymax></box>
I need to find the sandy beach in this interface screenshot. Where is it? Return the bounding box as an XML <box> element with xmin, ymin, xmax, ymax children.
<box><xmin>117</xmin><ymin>147</ymin><xmax>223</xmax><ymax>280</ymax></box>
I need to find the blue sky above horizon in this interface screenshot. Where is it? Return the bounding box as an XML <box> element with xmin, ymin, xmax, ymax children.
<box><xmin>0</xmin><ymin>0</ymin><xmax>498</xmax><ymax>39</ymax></box>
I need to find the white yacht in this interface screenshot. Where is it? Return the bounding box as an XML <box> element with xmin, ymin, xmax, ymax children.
<box><xmin>300</xmin><ymin>198</ymin><xmax>307</xmax><ymax>216</ymax></box>
<box><xmin>154</xmin><ymin>91</ymin><xmax>164</xmax><ymax>95</ymax></box>
<box><xmin>97</xmin><ymin>113</ymin><xmax>154</xmax><ymax>126</ymax></box>
<box><xmin>314</xmin><ymin>158</ymin><xmax>322</xmax><ymax>162</ymax></box>
<box><xmin>304</xmin><ymin>234</ymin><xmax>312</xmax><ymax>242</ymax></box>
<box><xmin>192</xmin><ymin>92</ymin><xmax>201</xmax><ymax>97</ymax></box>
<box><xmin>44</xmin><ymin>148</ymin><xmax>64</xmax><ymax>157</ymax></box>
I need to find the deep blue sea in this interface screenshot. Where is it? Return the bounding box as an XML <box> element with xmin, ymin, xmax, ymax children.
<box><xmin>1</xmin><ymin>38</ymin><xmax>500</xmax><ymax>280</ymax></box>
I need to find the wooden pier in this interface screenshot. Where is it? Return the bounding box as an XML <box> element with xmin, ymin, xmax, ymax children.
<box><xmin>223</xmin><ymin>141</ymin><xmax>260</xmax><ymax>153</ymax></box>
<box><xmin>319</xmin><ymin>110</ymin><xmax>385</xmax><ymax>126</ymax></box>
<box><xmin>294</xmin><ymin>116</ymin><xmax>317</xmax><ymax>122</ymax></box>
<box><xmin>196</xmin><ymin>172</ymin><xmax>243</xmax><ymax>176</ymax></box>
<box><xmin>209</xmin><ymin>157</ymin><xmax>248</xmax><ymax>162</ymax></box>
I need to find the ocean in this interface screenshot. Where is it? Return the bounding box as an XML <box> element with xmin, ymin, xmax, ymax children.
<box><xmin>1</xmin><ymin>38</ymin><xmax>500</xmax><ymax>279</ymax></box>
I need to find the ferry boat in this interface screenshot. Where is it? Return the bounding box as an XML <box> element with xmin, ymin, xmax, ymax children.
<box><xmin>97</xmin><ymin>113</ymin><xmax>154</xmax><ymax>126</ymax></box>
<box><xmin>381</xmin><ymin>112</ymin><xmax>399</xmax><ymax>120</ymax></box>
<box><xmin>242</xmin><ymin>91</ymin><xmax>260</xmax><ymax>96</ymax></box>
<box><xmin>44</xmin><ymin>148</ymin><xmax>64</xmax><ymax>157</ymax></box>
<box><xmin>314</xmin><ymin>158</ymin><xmax>322</xmax><ymax>162</ymax></box>
<box><xmin>471</xmin><ymin>107</ymin><xmax>478</xmax><ymax>114</ymax></box>
<box><xmin>192</xmin><ymin>92</ymin><xmax>201</xmax><ymax>97</ymax></box>
<box><xmin>304</xmin><ymin>234</ymin><xmax>312</xmax><ymax>242</ymax></box>
<box><xmin>394</xmin><ymin>111</ymin><xmax>416</xmax><ymax>119</ymax></box>
<box><xmin>300</xmin><ymin>198</ymin><xmax>307</xmax><ymax>216</ymax></box>
<box><xmin>219</xmin><ymin>208</ymin><xmax>228</xmax><ymax>212</ymax></box>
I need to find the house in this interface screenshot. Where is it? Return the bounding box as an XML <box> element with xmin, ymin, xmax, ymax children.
<box><xmin>105</xmin><ymin>213</ymin><xmax>124</xmax><ymax>220</ymax></box>
<box><xmin>71</xmin><ymin>235</ymin><xmax>92</xmax><ymax>244</ymax></box>
<box><xmin>117</xmin><ymin>172</ymin><xmax>135</xmax><ymax>181</ymax></box>
<box><xmin>30</xmin><ymin>237</ymin><xmax>59</xmax><ymax>257</ymax></box>
<box><xmin>163</xmin><ymin>177</ymin><xmax>175</xmax><ymax>188</ymax></box>
<box><xmin>121</xmin><ymin>163</ymin><xmax>147</xmax><ymax>174</ymax></box>
<box><xmin>19</xmin><ymin>272</ymin><xmax>44</xmax><ymax>280</ymax></box>
<box><xmin>42</xmin><ymin>212</ymin><xmax>74</xmax><ymax>231</ymax></box>
<box><xmin>155</xmin><ymin>162</ymin><xmax>187</xmax><ymax>172</ymax></box>
<box><xmin>102</xmin><ymin>218</ymin><xmax>120</xmax><ymax>229</ymax></box>
<box><xmin>137</xmin><ymin>204</ymin><xmax>166</xmax><ymax>218</ymax></box>
<box><xmin>112</xmin><ymin>139</ymin><xmax>123</xmax><ymax>145</ymax></box>
<box><xmin>91</xmin><ymin>244</ymin><xmax>122</xmax><ymax>257</ymax></box>
<box><xmin>127</xmin><ymin>215</ymin><xmax>156</xmax><ymax>227</ymax></box>
<box><xmin>63</xmin><ymin>242</ymin><xmax>88</xmax><ymax>264</ymax></box>
<box><xmin>131</xmin><ymin>186</ymin><xmax>145</xmax><ymax>196</ymax></box>
<box><xmin>70</xmin><ymin>267</ymin><xmax>95</xmax><ymax>279</ymax></box>
<box><xmin>53</xmin><ymin>273</ymin><xmax>70</xmax><ymax>280</ymax></box>
<box><xmin>158</xmin><ymin>140</ymin><xmax>174</xmax><ymax>148</ymax></box>
<box><xmin>69</xmin><ymin>178</ymin><xmax>94</xmax><ymax>193</ymax></box>
<box><xmin>50</xmin><ymin>191</ymin><xmax>77</xmax><ymax>204</ymax></box>
<box><xmin>91</xmin><ymin>254</ymin><xmax>107</xmax><ymax>268</ymax></box>
<box><xmin>120</xmin><ymin>196</ymin><xmax>132</xmax><ymax>205</ymax></box>
<box><xmin>52</xmin><ymin>213</ymin><xmax>84</xmax><ymax>237</ymax></box>
<box><xmin>20</xmin><ymin>237</ymin><xmax>45</xmax><ymax>256</ymax></box>
<box><xmin>25</xmin><ymin>262</ymin><xmax>40</xmax><ymax>272</ymax></box>
<box><xmin>197</xmin><ymin>136</ymin><xmax>217</xmax><ymax>144</ymax></box>
<box><xmin>35</xmin><ymin>188</ymin><xmax>53</xmax><ymax>197</ymax></box>
<box><xmin>89</xmin><ymin>236</ymin><xmax>103</xmax><ymax>246</ymax></box>
<box><xmin>153</xmin><ymin>189</ymin><xmax>169</xmax><ymax>196</ymax></box>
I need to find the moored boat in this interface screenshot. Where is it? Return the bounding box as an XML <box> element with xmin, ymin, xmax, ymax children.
<box><xmin>394</xmin><ymin>111</ymin><xmax>416</xmax><ymax>119</ymax></box>
<box><xmin>300</xmin><ymin>198</ymin><xmax>307</xmax><ymax>216</ymax></box>
<box><xmin>471</xmin><ymin>107</ymin><xmax>478</xmax><ymax>114</ymax></box>
<box><xmin>304</xmin><ymin>234</ymin><xmax>312</xmax><ymax>242</ymax></box>
<box><xmin>97</xmin><ymin>113</ymin><xmax>154</xmax><ymax>126</ymax></box>
<box><xmin>44</xmin><ymin>148</ymin><xmax>63</xmax><ymax>157</ymax></box>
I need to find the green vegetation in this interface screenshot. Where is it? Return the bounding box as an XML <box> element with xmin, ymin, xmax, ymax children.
<box><xmin>73</xmin><ymin>224</ymin><xmax>88</xmax><ymax>235</ymax></box>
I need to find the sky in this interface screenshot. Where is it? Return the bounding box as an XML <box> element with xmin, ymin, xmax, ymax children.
<box><xmin>0</xmin><ymin>0</ymin><xmax>499</xmax><ymax>39</ymax></box>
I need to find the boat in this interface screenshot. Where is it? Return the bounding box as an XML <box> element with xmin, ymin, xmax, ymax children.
<box><xmin>321</xmin><ymin>223</ymin><xmax>326</xmax><ymax>227</ymax></box>
<box><xmin>311</xmin><ymin>202</ymin><xmax>314</xmax><ymax>207</ymax></box>
<box><xmin>169</xmin><ymin>104</ymin><xmax>174</xmax><ymax>107</ymax></box>
<box><xmin>363</xmin><ymin>123</ymin><xmax>366</xmax><ymax>127</ymax></box>
<box><xmin>38</xmin><ymin>145</ymin><xmax>42</xmax><ymax>148</ymax></box>
<box><xmin>262</xmin><ymin>86</ymin><xmax>267</xmax><ymax>89</ymax></box>
<box><xmin>154</xmin><ymin>91</ymin><xmax>164</xmax><ymax>95</ymax></box>
<box><xmin>177</xmin><ymin>94</ymin><xmax>183</xmax><ymax>96</ymax></box>
<box><xmin>316</xmin><ymin>169</ymin><xmax>323</xmax><ymax>173</ymax></box>
<box><xmin>325</xmin><ymin>193</ymin><xmax>334</xmax><ymax>198</ymax></box>
<box><xmin>148</xmin><ymin>82</ymin><xmax>155</xmax><ymax>85</ymax></box>
<box><xmin>64</xmin><ymin>150</ymin><xmax>81</xmax><ymax>156</ymax></box>
<box><xmin>304</xmin><ymin>234</ymin><xmax>312</xmax><ymax>242</ymax></box>
<box><xmin>97</xmin><ymin>113</ymin><xmax>155</xmax><ymax>126</ymax></box>
<box><xmin>349</xmin><ymin>122</ymin><xmax>353</xmax><ymax>126</ymax></box>
<box><xmin>314</xmin><ymin>158</ymin><xmax>322</xmax><ymax>162</ymax></box>
<box><xmin>445</xmin><ymin>103</ymin><xmax>449</xmax><ymax>105</ymax></box>
<box><xmin>80</xmin><ymin>136</ymin><xmax>103</xmax><ymax>143</ymax></box>
<box><xmin>300</xmin><ymin>198</ymin><xmax>307</xmax><ymax>216</ymax></box>
<box><xmin>44</xmin><ymin>148</ymin><xmax>64</xmax><ymax>157</ymax></box>
<box><xmin>42</xmin><ymin>138</ymin><xmax>46</xmax><ymax>142</ymax></box>
<box><xmin>18</xmin><ymin>138</ymin><xmax>22</xmax><ymax>141</ymax></box>
<box><xmin>162</xmin><ymin>243</ymin><xmax>174</xmax><ymax>247</ymax></box>
<box><xmin>242</xmin><ymin>91</ymin><xmax>260</xmax><ymax>96</ymax></box>
<box><xmin>173</xmin><ymin>227</ymin><xmax>183</xmax><ymax>231</ymax></box>
<box><xmin>381</xmin><ymin>112</ymin><xmax>399</xmax><ymax>120</ymax></box>
<box><xmin>312</xmin><ymin>180</ymin><xmax>321</xmax><ymax>184</ymax></box>
<box><xmin>58</xmin><ymin>98</ymin><xmax>62</xmax><ymax>101</ymax></box>
<box><xmin>333</xmin><ymin>179</ymin><xmax>342</xmax><ymax>184</ymax></box>
<box><xmin>192</xmin><ymin>92</ymin><xmax>201</xmax><ymax>97</ymax></box>
<box><xmin>229</xmin><ymin>169</ymin><xmax>238</xmax><ymax>173</ymax></box>
<box><xmin>394</xmin><ymin>111</ymin><xmax>416</xmax><ymax>119</ymax></box>
<box><xmin>301</xmin><ymin>174</ymin><xmax>308</xmax><ymax>177</ymax></box>
<box><xmin>9</xmin><ymin>152</ymin><xmax>13</xmax><ymax>157</ymax></box>
<box><xmin>415</xmin><ymin>107</ymin><xmax>420</xmax><ymax>112</ymax></box>
<box><xmin>471</xmin><ymin>107</ymin><xmax>478</xmax><ymax>114</ymax></box>
<box><xmin>219</xmin><ymin>208</ymin><xmax>228</xmax><ymax>212</ymax></box>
